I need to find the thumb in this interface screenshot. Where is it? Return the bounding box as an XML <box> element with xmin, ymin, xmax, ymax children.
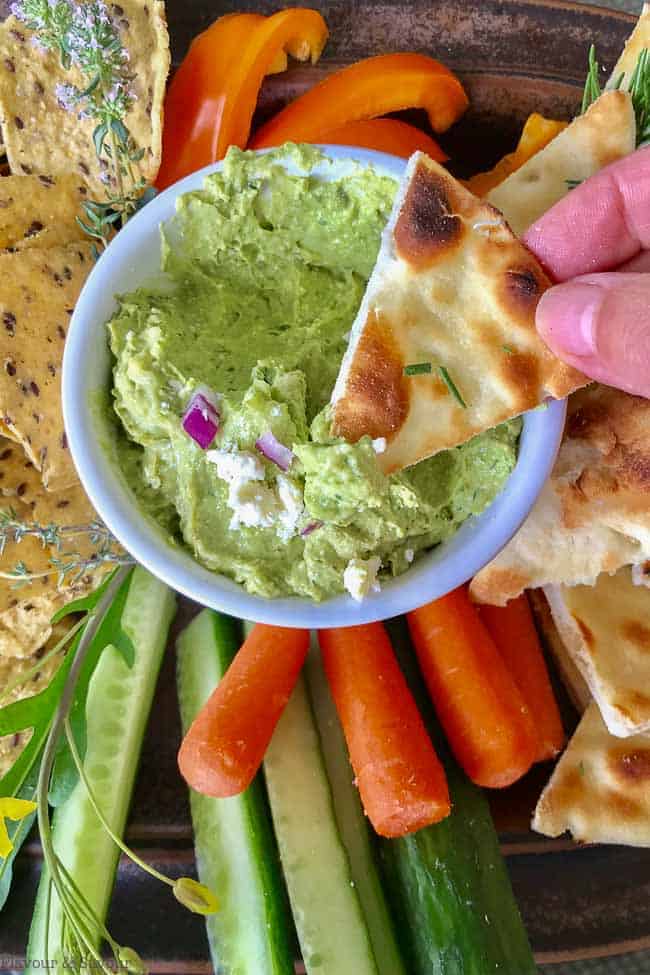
<box><xmin>536</xmin><ymin>272</ymin><xmax>650</xmax><ymax>398</ymax></box>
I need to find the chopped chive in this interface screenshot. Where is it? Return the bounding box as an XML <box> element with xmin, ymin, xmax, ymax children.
<box><xmin>578</xmin><ymin>760</ymin><xmax>586</xmax><ymax>777</ymax></box>
<box><xmin>404</xmin><ymin>362</ymin><xmax>432</xmax><ymax>376</ymax></box>
<box><xmin>502</xmin><ymin>345</ymin><xmax>515</xmax><ymax>355</ymax></box>
<box><xmin>565</xmin><ymin>178</ymin><xmax>583</xmax><ymax>190</ymax></box>
<box><xmin>438</xmin><ymin>366</ymin><xmax>467</xmax><ymax>408</ymax></box>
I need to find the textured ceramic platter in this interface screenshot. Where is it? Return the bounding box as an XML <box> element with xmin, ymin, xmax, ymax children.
<box><xmin>2</xmin><ymin>0</ymin><xmax>650</xmax><ymax>969</ymax></box>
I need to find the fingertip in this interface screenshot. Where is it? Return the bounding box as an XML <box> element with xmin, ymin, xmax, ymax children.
<box><xmin>536</xmin><ymin>282</ymin><xmax>604</xmax><ymax>358</ymax></box>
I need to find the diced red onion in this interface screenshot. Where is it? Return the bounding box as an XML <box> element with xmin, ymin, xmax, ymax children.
<box><xmin>300</xmin><ymin>520</ymin><xmax>323</xmax><ymax>537</ymax></box>
<box><xmin>182</xmin><ymin>391</ymin><xmax>220</xmax><ymax>449</ymax></box>
<box><xmin>255</xmin><ymin>431</ymin><xmax>294</xmax><ymax>472</ymax></box>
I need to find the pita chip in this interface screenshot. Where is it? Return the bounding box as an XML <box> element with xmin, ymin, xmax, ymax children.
<box><xmin>331</xmin><ymin>152</ymin><xmax>587</xmax><ymax>473</ymax></box>
<box><xmin>544</xmin><ymin>568</ymin><xmax>650</xmax><ymax>737</ymax></box>
<box><xmin>487</xmin><ymin>91</ymin><xmax>635</xmax><ymax>235</ymax></box>
<box><xmin>528</xmin><ymin>588</ymin><xmax>592</xmax><ymax>714</ymax></box>
<box><xmin>0</xmin><ymin>1</ymin><xmax>170</xmax><ymax>196</ymax></box>
<box><xmin>0</xmin><ymin>173</ymin><xmax>87</xmax><ymax>252</ymax></box>
<box><xmin>607</xmin><ymin>4</ymin><xmax>650</xmax><ymax>89</ymax></box>
<box><xmin>471</xmin><ymin>385</ymin><xmax>650</xmax><ymax>605</ymax></box>
<box><xmin>533</xmin><ymin>702</ymin><xmax>650</xmax><ymax>847</ymax></box>
<box><xmin>0</xmin><ymin>241</ymin><xmax>93</xmax><ymax>489</ymax></box>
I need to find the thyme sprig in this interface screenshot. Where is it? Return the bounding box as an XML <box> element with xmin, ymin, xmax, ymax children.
<box><xmin>0</xmin><ymin>507</ymin><xmax>132</xmax><ymax>587</ymax></box>
<box><xmin>10</xmin><ymin>0</ymin><xmax>154</xmax><ymax>251</ymax></box>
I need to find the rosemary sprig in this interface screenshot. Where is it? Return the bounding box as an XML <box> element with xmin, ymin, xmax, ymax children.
<box><xmin>10</xmin><ymin>0</ymin><xmax>154</xmax><ymax>251</ymax></box>
<box><xmin>580</xmin><ymin>42</ymin><xmax>650</xmax><ymax>146</ymax></box>
<box><xmin>0</xmin><ymin>507</ymin><xmax>131</xmax><ymax>587</ymax></box>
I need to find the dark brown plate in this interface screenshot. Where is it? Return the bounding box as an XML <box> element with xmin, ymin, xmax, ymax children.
<box><xmin>3</xmin><ymin>0</ymin><xmax>650</xmax><ymax>969</ymax></box>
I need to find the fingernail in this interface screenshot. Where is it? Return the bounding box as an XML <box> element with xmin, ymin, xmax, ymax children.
<box><xmin>536</xmin><ymin>282</ymin><xmax>603</xmax><ymax>358</ymax></box>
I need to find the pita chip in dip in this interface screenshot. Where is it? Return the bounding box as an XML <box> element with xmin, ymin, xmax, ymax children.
<box><xmin>331</xmin><ymin>151</ymin><xmax>587</xmax><ymax>473</ymax></box>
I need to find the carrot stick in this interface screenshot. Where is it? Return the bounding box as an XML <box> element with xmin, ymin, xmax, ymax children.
<box><xmin>178</xmin><ymin>623</ymin><xmax>309</xmax><ymax>797</ymax></box>
<box><xmin>407</xmin><ymin>587</ymin><xmax>539</xmax><ymax>789</ymax></box>
<box><xmin>477</xmin><ymin>594</ymin><xmax>565</xmax><ymax>761</ymax></box>
<box><xmin>318</xmin><ymin>623</ymin><xmax>450</xmax><ymax>838</ymax></box>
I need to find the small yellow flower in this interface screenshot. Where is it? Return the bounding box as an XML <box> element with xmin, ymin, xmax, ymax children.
<box><xmin>173</xmin><ymin>877</ymin><xmax>219</xmax><ymax>915</ymax></box>
<box><xmin>0</xmin><ymin>797</ymin><xmax>37</xmax><ymax>859</ymax></box>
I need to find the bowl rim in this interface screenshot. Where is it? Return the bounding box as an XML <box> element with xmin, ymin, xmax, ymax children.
<box><xmin>62</xmin><ymin>144</ymin><xmax>567</xmax><ymax>627</ymax></box>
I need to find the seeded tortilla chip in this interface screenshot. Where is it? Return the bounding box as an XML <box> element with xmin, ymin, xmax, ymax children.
<box><xmin>331</xmin><ymin>152</ymin><xmax>587</xmax><ymax>473</ymax></box>
<box><xmin>0</xmin><ymin>435</ymin><xmax>39</xmax><ymax>500</ymax></box>
<box><xmin>0</xmin><ymin>173</ymin><xmax>87</xmax><ymax>251</ymax></box>
<box><xmin>0</xmin><ymin>241</ymin><xmax>93</xmax><ymax>489</ymax></box>
<box><xmin>533</xmin><ymin>702</ymin><xmax>650</xmax><ymax>847</ymax></box>
<box><xmin>486</xmin><ymin>91</ymin><xmax>635</xmax><ymax>235</ymax></box>
<box><xmin>470</xmin><ymin>385</ymin><xmax>650</xmax><ymax>605</ymax></box>
<box><xmin>0</xmin><ymin>590</ymin><xmax>71</xmax><ymax>660</ymax></box>
<box><xmin>0</xmin><ymin>1</ymin><xmax>170</xmax><ymax>195</ymax></box>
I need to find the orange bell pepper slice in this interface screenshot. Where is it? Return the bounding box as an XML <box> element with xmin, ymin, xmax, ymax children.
<box><xmin>250</xmin><ymin>53</ymin><xmax>468</xmax><ymax>149</ymax></box>
<box><xmin>157</xmin><ymin>9</ymin><xmax>329</xmax><ymax>190</ymax></box>
<box><xmin>277</xmin><ymin>117</ymin><xmax>448</xmax><ymax>161</ymax></box>
<box><xmin>465</xmin><ymin>113</ymin><xmax>568</xmax><ymax>197</ymax></box>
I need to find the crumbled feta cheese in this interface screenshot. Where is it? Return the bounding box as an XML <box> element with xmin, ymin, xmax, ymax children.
<box><xmin>372</xmin><ymin>437</ymin><xmax>387</xmax><ymax>454</ymax></box>
<box><xmin>343</xmin><ymin>557</ymin><xmax>382</xmax><ymax>602</ymax></box>
<box><xmin>207</xmin><ymin>448</ymin><xmax>304</xmax><ymax>535</ymax></box>
<box><xmin>405</xmin><ymin>548</ymin><xmax>414</xmax><ymax>564</ymax></box>
<box><xmin>206</xmin><ymin>449</ymin><xmax>265</xmax><ymax>484</ymax></box>
<box><xmin>276</xmin><ymin>474</ymin><xmax>304</xmax><ymax>538</ymax></box>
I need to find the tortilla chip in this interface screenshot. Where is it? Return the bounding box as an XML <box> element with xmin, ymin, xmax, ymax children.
<box><xmin>0</xmin><ymin>173</ymin><xmax>87</xmax><ymax>251</ymax></box>
<box><xmin>0</xmin><ymin>2</ymin><xmax>170</xmax><ymax>196</ymax></box>
<box><xmin>0</xmin><ymin>435</ymin><xmax>40</xmax><ymax>501</ymax></box>
<box><xmin>471</xmin><ymin>385</ymin><xmax>650</xmax><ymax>605</ymax></box>
<box><xmin>331</xmin><ymin>152</ymin><xmax>587</xmax><ymax>473</ymax></box>
<box><xmin>528</xmin><ymin>588</ymin><xmax>592</xmax><ymax>714</ymax></box>
<box><xmin>607</xmin><ymin>3</ymin><xmax>650</xmax><ymax>89</ymax></box>
<box><xmin>487</xmin><ymin>91</ymin><xmax>636</xmax><ymax>235</ymax></box>
<box><xmin>0</xmin><ymin>590</ymin><xmax>71</xmax><ymax>660</ymax></box>
<box><xmin>544</xmin><ymin>568</ymin><xmax>650</xmax><ymax>737</ymax></box>
<box><xmin>532</xmin><ymin>702</ymin><xmax>650</xmax><ymax>846</ymax></box>
<box><xmin>0</xmin><ymin>241</ymin><xmax>93</xmax><ymax>489</ymax></box>
<box><xmin>0</xmin><ymin>612</ymin><xmax>72</xmax><ymax>778</ymax></box>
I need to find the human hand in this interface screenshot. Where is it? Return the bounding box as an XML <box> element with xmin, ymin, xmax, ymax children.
<box><xmin>524</xmin><ymin>146</ymin><xmax>650</xmax><ymax>397</ymax></box>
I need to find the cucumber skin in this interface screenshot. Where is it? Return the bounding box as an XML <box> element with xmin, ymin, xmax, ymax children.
<box><xmin>176</xmin><ymin>610</ymin><xmax>294</xmax><ymax>975</ymax></box>
<box><xmin>264</xmin><ymin>675</ymin><xmax>379</xmax><ymax>975</ymax></box>
<box><xmin>379</xmin><ymin>618</ymin><xmax>537</xmax><ymax>975</ymax></box>
<box><xmin>304</xmin><ymin>645</ymin><xmax>407</xmax><ymax>975</ymax></box>
<box><xmin>27</xmin><ymin>568</ymin><xmax>175</xmax><ymax>967</ymax></box>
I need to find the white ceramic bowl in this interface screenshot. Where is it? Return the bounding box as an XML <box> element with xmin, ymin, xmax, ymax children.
<box><xmin>63</xmin><ymin>146</ymin><xmax>566</xmax><ymax>628</ymax></box>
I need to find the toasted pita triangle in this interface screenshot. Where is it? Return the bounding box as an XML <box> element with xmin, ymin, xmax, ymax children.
<box><xmin>331</xmin><ymin>152</ymin><xmax>587</xmax><ymax>473</ymax></box>
<box><xmin>607</xmin><ymin>4</ymin><xmax>650</xmax><ymax>89</ymax></box>
<box><xmin>528</xmin><ymin>589</ymin><xmax>591</xmax><ymax>714</ymax></box>
<box><xmin>533</xmin><ymin>702</ymin><xmax>650</xmax><ymax>847</ymax></box>
<box><xmin>544</xmin><ymin>568</ymin><xmax>650</xmax><ymax>738</ymax></box>
<box><xmin>487</xmin><ymin>91</ymin><xmax>635</xmax><ymax>235</ymax></box>
<box><xmin>471</xmin><ymin>386</ymin><xmax>650</xmax><ymax>605</ymax></box>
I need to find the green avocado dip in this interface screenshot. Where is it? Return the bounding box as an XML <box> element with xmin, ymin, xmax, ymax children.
<box><xmin>108</xmin><ymin>145</ymin><xmax>520</xmax><ymax>602</ymax></box>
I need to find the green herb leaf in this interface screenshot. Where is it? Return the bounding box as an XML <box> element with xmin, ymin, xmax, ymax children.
<box><xmin>404</xmin><ymin>362</ymin><xmax>432</xmax><ymax>376</ymax></box>
<box><xmin>438</xmin><ymin>366</ymin><xmax>467</xmax><ymax>408</ymax></box>
<box><xmin>581</xmin><ymin>44</ymin><xmax>602</xmax><ymax>115</ymax></box>
<box><xmin>49</xmin><ymin>568</ymin><xmax>135</xmax><ymax>805</ymax></box>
